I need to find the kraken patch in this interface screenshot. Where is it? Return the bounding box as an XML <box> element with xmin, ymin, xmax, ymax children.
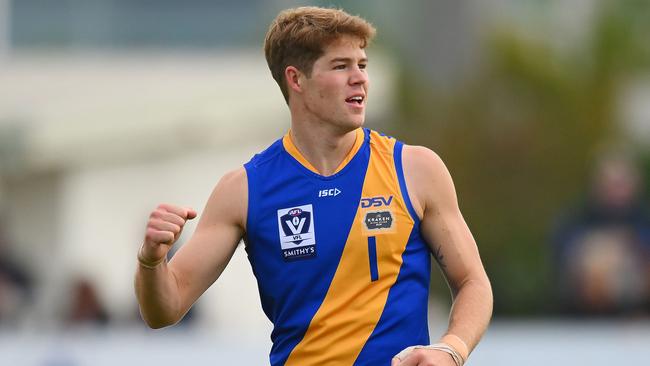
<box><xmin>362</xmin><ymin>210</ymin><xmax>396</xmax><ymax>235</ymax></box>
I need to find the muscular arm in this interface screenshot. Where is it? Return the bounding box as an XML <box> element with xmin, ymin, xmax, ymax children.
<box><xmin>403</xmin><ymin>145</ymin><xmax>492</xmax><ymax>360</ymax></box>
<box><xmin>134</xmin><ymin>168</ymin><xmax>247</xmax><ymax>328</ymax></box>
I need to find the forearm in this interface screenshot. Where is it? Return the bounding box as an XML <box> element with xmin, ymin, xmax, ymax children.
<box><xmin>442</xmin><ymin>275</ymin><xmax>493</xmax><ymax>358</ymax></box>
<box><xmin>134</xmin><ymin>259</ymin><xmax>183</xmax><ymax>328</ymax></box>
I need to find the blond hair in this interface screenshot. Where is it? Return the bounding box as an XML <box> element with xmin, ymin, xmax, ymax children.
<box><xmin>264</xmin><ymin>6</ymin><xmax>376</xmax><ymax>102</ymax></box>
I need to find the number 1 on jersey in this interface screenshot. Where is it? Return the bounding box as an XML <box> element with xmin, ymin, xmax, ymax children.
<box><xmin>368</xmin><ymin>236</ymin><xmax>379</xmax><ymax>282</ymax></box>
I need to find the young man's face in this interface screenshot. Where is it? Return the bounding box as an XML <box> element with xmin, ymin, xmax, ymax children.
<box><xmin>299</xmin><ymin>35</ymin><xmax>369</xmax><ymax>131</ymax></box>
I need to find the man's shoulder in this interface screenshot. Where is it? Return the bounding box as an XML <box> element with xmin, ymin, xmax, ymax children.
<box><xmin>204</xmin><ymin>166</ymin><xmax>248</xmax><ymax>229</ymax></box>
<box><xmin>210</xmin><ymin>167</ymin><xmax>248</xmax><ymax>205</ymax></box>
<box><xmin>401</xmin><ymin>144</ymin><xmax>455</xmax><ymax>215</ymax></box>
<box><xmin>402</xmin><ymin>144</ymin><xmax>445</xmax><ymax>174</ymax></box>
<box><xmin>220</xmin><ymin>166</ymin><xmax>247</xmax><ymax>186</ymax></box>
<box><xmin>245</xmin><ymin>137</ymin><xmax>285</xmax><ymax>169</ymax></box>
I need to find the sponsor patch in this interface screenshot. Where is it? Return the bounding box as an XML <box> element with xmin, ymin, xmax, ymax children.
<box><xmin>277</xmin><ymin>204</ymin><xmax>316</xmax><ymax>261</ymax></box>
<box><xmin>360</xmin><ymin>195</ymin><xmax>393</xmax><ymax>208</ymax></box>
<box><xmin>365</xmin><ymin>211</ymin><xmax>393</xmax><ymax>229</ymax></box>
<box><xmin>360</xmin><ymin>195</ymin><xmax>396</xmax><ymax>235</ymax></box>
<box><xmin>362</xmin><ymin>210</ymin><xmax>395</xmax><ymax>234</ymax></box>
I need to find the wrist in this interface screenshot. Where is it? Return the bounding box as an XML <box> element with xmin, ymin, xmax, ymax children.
<box><xmin>410</xmin><ymin>344</ymin><xmax>464</xmax><ymax>366</ymax></box>
<box><xmin>439</xmin><ymin>334</ymin><xmax>469</xmax><ymax>364</ymax></box>
<box><xmin>137</xmin><ymin>246</ymin><xmax>166</xmax><ymax>269</ymax></box>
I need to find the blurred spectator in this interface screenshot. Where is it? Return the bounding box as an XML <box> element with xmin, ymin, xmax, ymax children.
<box><xmin>64</xmin><ymin>278</ymin><xmax>110</xmax><ymax>327</ymax></box>
<box><xmin>551</xmin><ymin>151</ymin><xmax>650</xmax><ymax>316</ymax></box>
<box><xmin>0</xmin><ymin>221</ymin><xmax>33</xmax><ymax>327</ymax></box>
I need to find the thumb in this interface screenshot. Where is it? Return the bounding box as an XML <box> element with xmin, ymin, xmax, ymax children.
<box><xmin>186</xmin><ymin>208</ymin><xmax>197</xmax><ymax>220</ymax></box>
<box><xmin>393</xmin><ymin>346</ymin><xmax>416</xmax><ymax>366</ymax></box>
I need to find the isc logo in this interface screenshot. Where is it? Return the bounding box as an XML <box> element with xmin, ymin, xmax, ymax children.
<box><xmin>360</xmin><ymin>195</ymin><xmax>393</xmax><ymax>208</ymax></box>
<box><xmin>318</xmin><ymin>188</ymin><xmax>341</xmax><ymax>197</ymax></box>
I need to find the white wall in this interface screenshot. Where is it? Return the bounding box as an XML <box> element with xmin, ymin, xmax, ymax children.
<box><xmin>0</xmin><ymin>50</ymin><xmax>396</xmax><ymax>333</ymax></box>
<box><xmin>54</xmin><ymin>144</ymin><xmax>275</xmax><ymax>332</ymax></box>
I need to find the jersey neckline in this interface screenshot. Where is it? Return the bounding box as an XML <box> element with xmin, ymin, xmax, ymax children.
<box><xmin>282</xmin><ymin>128</ymin><xmax>366</xmax><ymax>179</ymax></box>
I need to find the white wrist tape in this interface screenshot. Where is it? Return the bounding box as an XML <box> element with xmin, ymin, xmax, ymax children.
<box><xmin>393</xmin><ymin>343</ymin><xmax>465</xmax><ymax>366</ymax></box>
<box><xmin>137</xmin><ymin>247</ymin><xmax>166</xmax><ymax>269</ymax></box>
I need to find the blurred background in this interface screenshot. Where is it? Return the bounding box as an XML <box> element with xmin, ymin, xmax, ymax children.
<box><xmin>1</xmin><ymin>0</ymin><xmax>649</xmax><ymax>365</ymax></box>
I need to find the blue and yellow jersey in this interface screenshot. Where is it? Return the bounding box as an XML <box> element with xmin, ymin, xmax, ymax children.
<box><xmin>244</xmin><ymin>128</ymin><xmax>432</xmax><ymax>365</ymax></box>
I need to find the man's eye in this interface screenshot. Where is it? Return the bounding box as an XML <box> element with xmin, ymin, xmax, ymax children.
<box><xmin>334</xmin><ymin>64</ymin><xmax>346</xmax><ymax>70</ymax></box>
<box><xmin>359</xmin><ymin>64</ymin><xmax>367</xmax><ymax>70</ymax></box>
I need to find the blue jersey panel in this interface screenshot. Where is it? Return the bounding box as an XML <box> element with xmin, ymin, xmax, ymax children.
<box><xmin>244</xmin><ymin>131</ymin><xmax>372</xmax><ymax>366</ymax></box>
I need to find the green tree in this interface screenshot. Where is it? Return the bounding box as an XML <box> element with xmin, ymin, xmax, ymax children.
<box><xmin>391</xmin><ymin>0</ymin><xmax>650</xmax><ymax>315</ymax></box>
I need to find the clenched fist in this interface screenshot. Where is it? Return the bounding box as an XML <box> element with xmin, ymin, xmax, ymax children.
<box><xmin>138</xmin><ymin>203</ymin><xmax>197</xmax><ymax>268</ymax></box>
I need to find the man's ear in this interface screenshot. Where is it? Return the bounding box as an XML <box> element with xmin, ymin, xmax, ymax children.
<box><xmin>285</xmin><ymin>66</ymin><xmax>303</xmax><ymax>94</ymax></box>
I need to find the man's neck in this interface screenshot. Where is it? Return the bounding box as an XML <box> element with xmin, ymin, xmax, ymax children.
<box><xmin>289</xmin><ymin>122</ymin><xmax>359</xmax><ymax>176</ymax></box>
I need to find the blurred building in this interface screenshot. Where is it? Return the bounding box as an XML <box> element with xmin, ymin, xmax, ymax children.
<box><xmin>0</xmin><ymin>0</ymin><xmax>397</xmax><ymax>332</ymax></box>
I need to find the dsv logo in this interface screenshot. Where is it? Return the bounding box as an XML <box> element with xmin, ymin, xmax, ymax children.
<box><xmin>360</xmin><ymin>195</ymin><xmax>393</xmax><ymax>208</ymax></box>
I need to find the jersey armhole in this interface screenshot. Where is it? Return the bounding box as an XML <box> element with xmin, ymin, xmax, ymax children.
<box><xmin>243</xmin><ymin>162</ymin><xmax>257</xmax><ymax>246</ymax></box>
<box><xmin>393</xmin><ymin>141</ymin><xmax>421</xmax><ymax>226</ymax></box>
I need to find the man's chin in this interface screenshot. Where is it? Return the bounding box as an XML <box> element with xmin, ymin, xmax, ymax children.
<box><xmin>342</xmin><ymin>121</ymin><xmax>364</xmax><ymax>133</ymax></box>
<box><xmin>329</xmin><ymin>114</ymin><xmax>365</xmax><ymax>132</ymax></box>
<box><xmin>349</xmin><ymin>116</ymin><xmax>365</xmax><ymax>128</ymax></box>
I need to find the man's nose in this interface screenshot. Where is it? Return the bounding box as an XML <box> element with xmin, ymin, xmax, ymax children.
<box><xmin>349</xmin><ymin>67</ymin><xmax>368</xmax><ymax>85</ymax></box>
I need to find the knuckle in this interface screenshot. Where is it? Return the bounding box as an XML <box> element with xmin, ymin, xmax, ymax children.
<box><xmin>144</xmin><ymin>229</ymin><xmax>157</xmax><ymax>241</ymax></box>
<box><xmin>412</xmin><ymin>349</ymin><xmax>425</xmax><ymax>357</ymax></box>
<box><xmin>146</xmin><ymin>222</ymin><xmax>158</xmax><ymax>233</ymax></box>
<box><xmin>167</xmin><ymin>215</ymin><xmax>181</xmax><ymax>226</ymax></box>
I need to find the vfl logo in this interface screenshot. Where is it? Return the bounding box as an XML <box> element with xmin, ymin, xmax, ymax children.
<box><xmin>277</xmin><ymin>204</ymin><xmax>316</xmax><ymax>261</ymax></box>
<box><xmin>360</xmin><ymin>195</ymin><xmax>393</xmax><ymax>208</ymax></box>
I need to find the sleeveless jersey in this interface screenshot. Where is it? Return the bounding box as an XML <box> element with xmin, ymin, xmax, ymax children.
<box><xmin>244</xmin><ymin>128</ymin><xmax>432</xmax><ymax>366</ymax></box>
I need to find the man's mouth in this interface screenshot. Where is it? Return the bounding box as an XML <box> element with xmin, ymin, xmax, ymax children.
<box><xmin>345</xmin><ymin>95</ymin><xmax>365</xmax><ymax>105</ymax></box>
